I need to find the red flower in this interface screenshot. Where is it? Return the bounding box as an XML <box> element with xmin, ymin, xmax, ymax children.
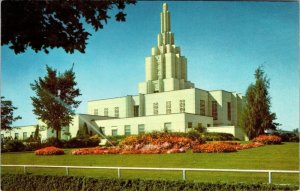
<box><xmin>252</xmin><ymin>135</ymin><xmax>282</xmax><ymax>144</ymax></box>
<box><xmin>35</xmin><ymin>146</ymin><xmax>64</xmax><ymax>155</ymax></box>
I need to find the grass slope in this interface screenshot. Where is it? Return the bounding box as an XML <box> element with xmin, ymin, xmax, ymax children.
<box><xmin>1</xmin><ymin>143</ymin><xmax>299</xmax><ymax>185</ymax></box>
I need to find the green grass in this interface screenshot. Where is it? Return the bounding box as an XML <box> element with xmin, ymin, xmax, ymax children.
<box><xmin>1</xmin><ymin>143</ymin><xmax>299</xmax><ymax>185</ymax></box>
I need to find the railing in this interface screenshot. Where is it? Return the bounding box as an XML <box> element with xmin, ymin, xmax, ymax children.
<box><xmin>1</xmin><ymin>164</ymin><xmax>299</xmax><ymax>184</ymax></box>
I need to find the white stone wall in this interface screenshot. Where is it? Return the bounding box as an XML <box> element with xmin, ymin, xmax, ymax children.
<box><xmin>87</xmin><ymin>96</ymin><xmax>130</xmax><ymax>118</ymax></box>
<box><xmin>195</xmin><ymin>89</ymin><xmax>210</xmax><ymax>116</ymax></box>
<box><xmin>144</xmin><ymin>88</ymin><xmax>196</xmax><ymax>115</ymax></box>
<box><xmin>95</xmin><ymin>113</ymin><xmax>213</xmax><ymax>136</ymax></box>
<box><xmin>208</xmin><ymin>90</ymin><xmax>243</xmax><ymax>127</ymax></box>
<box><xmin>206</xmin><ymin>126</ymin><xmax>249</xmax><ymax>141</ymax></box>
<box><xmin>1</xmin><ymin>125</ymin><xmax>36</xmax><ymax>140</ymax></box>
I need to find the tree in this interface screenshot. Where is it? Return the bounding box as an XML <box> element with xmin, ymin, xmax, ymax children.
<box><xmin>76</xmin><ymin>122</ymin><xmax>89</xmax><ymax>138</ymax></box>
<box><xmin>1</xmin><ymin>96</ymin><xmax>22</xmax><ymax>131</ymax></box>
<box><xmin>240</xmin><ymin>66</ymin><xmax>279</xmax><ymax>139</ymax></box>
<box><xmin>31</xmin><ymin>65</ymin><xmax>81</xmax><ymax>140</ymax></box>
<box><xmin>34</xmin><ymin>125</ymin><xmax>40</xmax><ymax>141</ymax></box>
<box><xmin>292</xmin><ymin>128</ymin><xmax>298</xmax><ymax>133</ymax></box>
<box><xmin>2</xmin><ymin>0</ymin><xmax>136</xmax><ymax>54</ymax></box>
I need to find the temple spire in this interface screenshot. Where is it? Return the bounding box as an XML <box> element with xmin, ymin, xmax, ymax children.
<box><xmin>158</xmin><ymin>3</ymin><xmax>174</xmax><ymax>46</ymax></box>
<box><xmin>160</xmin><ymin>3</ymin><xmax>171</xmax><ymax>33</ymax></box>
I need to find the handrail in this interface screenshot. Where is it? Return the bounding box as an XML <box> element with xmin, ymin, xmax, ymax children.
<box><xmin>1</xmin><ymin>164</ymin><xmax>299</xmax><ymax>184</ymax></box>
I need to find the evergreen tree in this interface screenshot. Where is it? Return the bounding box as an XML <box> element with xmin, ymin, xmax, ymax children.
<box><xmin>31</xmin><ymin>65</ymin><xmax>81</xmax><ymax>140</ymax></box>
<box><xmin>83</xmin><ymin>122</ymin><xmax>89</xmax><ymax>137</ymax></box>
<box><xmin>76</xmin><ymin>122</ymin><xmax>89</xmax><ymax>138</ymax></box>
<box><xmin>1</xmin><ymin>96</ymin><xmax>22</xmax><ymax>131</ymax></box>
<box><xmin>240</xmin><ymin>66</ymin><xmax>279</xmax><ymax>139</ymax></box>
<box><xmin>34</xmin><ymin>125</ymin><xmax>40</xmax><ymax>141</ymax></box>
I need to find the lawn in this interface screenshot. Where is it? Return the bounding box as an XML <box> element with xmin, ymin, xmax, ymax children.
<box><xmin>1</xmin><ymin>142</ymin><xmax>299</xmax><ymax>185</ymax></box>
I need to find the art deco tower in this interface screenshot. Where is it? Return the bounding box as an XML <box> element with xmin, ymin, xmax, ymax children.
<box><xmin>139</xmin><ymin>3</ymin><xmax>194</xmax><ymax>94</ymax></box>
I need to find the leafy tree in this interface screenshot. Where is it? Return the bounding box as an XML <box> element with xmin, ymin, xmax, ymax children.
<box><xmin>2</xmin><ymin>0</ymin><xmax>136</xmax><ymax>54</ymax></box>
<box><xmin>240</xmin><ymin>66</ymin><xmax>279</xmax><ymax>139</ymax></box>
<box><xmin>1</xmin><ymin>96</ymin><xmax>22</xmax><ymax>131</ymax></box>
<box><xmin>31</xmin><ymin>65</ymin><xmax>81</xmax><ymax>140</ymax></box>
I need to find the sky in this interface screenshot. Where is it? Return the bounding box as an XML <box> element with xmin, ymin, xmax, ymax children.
<box><xmin>2</xmin><ymin>1</ymin><xmax>299</xmax><ymax>131</ymax></box>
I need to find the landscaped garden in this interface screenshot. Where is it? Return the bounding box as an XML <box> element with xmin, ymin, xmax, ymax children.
<box><xmin>1</xmin><ymin>132</ymin><xmax>299</xmax><ymax>187</ymax></box>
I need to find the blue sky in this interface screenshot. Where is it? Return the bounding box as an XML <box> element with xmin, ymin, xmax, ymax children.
<box><xmin>2</xmin><ymin>1</ymin><xmax>299</xmax><ymax>131</ymax></box>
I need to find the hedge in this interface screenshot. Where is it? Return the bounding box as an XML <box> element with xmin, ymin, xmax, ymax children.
<box><xmin>1</xmin><ymin>174</ymin><xmax>297</xmax><ymax>191</ymax></box>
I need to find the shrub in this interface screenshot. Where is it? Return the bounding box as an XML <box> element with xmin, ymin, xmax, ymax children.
<box><xmin>2</xmin><ymin>140</ymin><xmax>25</xmax><ymax>152</ymax></box>
<box><xmin>35</xmin><ymin>146</ymin><xmax>64</xmax><ymax>155</ymax></box>
<box><xmin>43</xmin><ymin>137</ymin><xmax>65</xmax><ymax>148</ymax></box>
<box><xmin>252</xmin><ymin>135</ymin><xmax>282</xmax><ymax>144</ymax></box>
<box><xmin>1</xmin><ymin>174</ymin><xmax>298</xmax><ymax>191</ymax></box>
<box><xmin>193</xmin><ymin>142</ymin><xmax>237</xmax><ymax>153</ymax></box>
<box><xmin>202</xmin><ymin>132</ymin><xmax>235</xmax><ymax>141</ymax></box>
<box><xmin>277</xmin><ymin>133</ymin><xmax>299</xmax><ymax>142</ymax></box>
<box><xmin>63</xmin><ymin>137</ymin><xmax>99</xmax><ymax>148</ymax></box>
<box><xmin>24</xmin><ymin>142</ymin><xmax>43</xmax><ymax>151</ymax></box>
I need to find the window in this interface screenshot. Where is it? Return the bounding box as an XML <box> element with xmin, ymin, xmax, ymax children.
<box><xmin>111</xmin><ymin>129</ymin><xmax>118</xmax><ymax>136</ymax></box>
<box><xmin>124</xmin><ymin>125</ymin><xmax>131</xmax><ymax>136</ymax></box>
<box><xmin>212</xmin><ymin>101</ymin><xmax>218</xmax><ymax>120</ymax></box>
<box><xmin>134</xmin><ymin>105</ymin><xmax>139</xmax><ymax>117</ymax></box>
<box><xmin>166</xmin><ymin>101</ymin><xmax>171</xmax><ymax>114</ymax></box>
<box><xmin>104</xmin><ymin>108</ymin><xmax>108</xmax><ymax>116</ymax></box>
<box><xmin>138</xmin><ymin>124</ymin><xmax>145</xmax><ymax>134</ymax></box>
<box><xmin>188</xmin><ymin>122</ymin><xmax>192</xmax><ymax>128</ymax></box>
<box><xmin>94</xmin><ymin>109</ymin><xmax>98</xmax><ymax>115</ymax></box>
<box><xmin>164</xmin><ymin>122</ymin><xmax>172</xmax><ymax>132</ymax></box>
<box><xmin>207</xmin><ymin>124</ymin><xmax>211</xmax><ymax>127</ymax></box>
<box><xmin>227</xmin><ymin>102</ymin><xmax>231</xmax><ymax>120</ymax></box>
<box><xmin>179</xmin><ymin>100</ymin><xmax>185</xmax><ymax>113</ymax></box>
<box><xmin>115</xmin><ymin>107</ymin><xmax>119</xmax><ymax>117</ymax></box>
<box><xmin>15</xmin><ymin>133</ymin><xmax>19</xmax><ymax>140</ymax></box>
<box><xmin>23</xmin><ymin>132</ymin><xmax>27</xmax><ymax>140</ymax></box>
<box><xmin>200</xmin><ymin>100</ymin><xmax>205</xmax><ymax>116</ymax></box>
<box><xmin>153</xmin><ymin>102</ymin><xmax>158</xmax><ymax>115</ymax></box>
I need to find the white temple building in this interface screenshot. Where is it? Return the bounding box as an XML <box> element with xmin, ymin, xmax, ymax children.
<box><xmin>1</xmin><ymin>3</ymin><xmax>248</xmax><ymax>141</ymax></box>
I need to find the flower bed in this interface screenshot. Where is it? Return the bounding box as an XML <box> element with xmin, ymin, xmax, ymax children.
<box><xmin>193</xmin><ymin>142</ymin><xmax>237</xmax><ymax>153</ymax></box>
<box><xmin>192</xmin><ymin>141</ymin><xmax>264</xmax><ymax>153</ymax></box>
<box><xmin>71</xmin><ymin>146</ymin><xmax>120</xmax><ymax>155</ymax></box>
<box><xmin>119</xmin><ymin>133</ymin><xmax>202</xmax><ymax>154</ymax></box>
<box><xmin>71</xmin><ymin>133</ymin><xmax>272</xmax><ymax>155</ymax></box>
<box><xmin>35</xmin><ymin>146</ymin><xmax>64</xmax><ymax>155</ymax></box>
<box><xmin>252</xmin><ymin>135</ymin><xmax>282</xmax><ymax>144</ymax></box>
<box><xmin>72</xmin><ymin>133</ymin><xmax>204</xmax><ymax>155</ymax></box>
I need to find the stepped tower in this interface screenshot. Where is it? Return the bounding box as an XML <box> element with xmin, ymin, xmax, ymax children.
<box><xmin>139</xmin><ymin>3</ymin><xmax>194</xmax><ymax>94</ymax></box>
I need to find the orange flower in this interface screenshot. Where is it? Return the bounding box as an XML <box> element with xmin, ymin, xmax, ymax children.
<box><xmin>252</xmin><ymin>135</ymin><xmax>282</xmax><ymax>144</ymax></box>
<box><xmin>35</xmin><ymin>146</ymin><xmax>64</xmax><ymax>155</ymax></box>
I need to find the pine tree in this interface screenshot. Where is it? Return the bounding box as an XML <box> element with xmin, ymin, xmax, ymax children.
<box><xmin>34</xmin><ymin>125</ymin><xmax>40</xmax><ymax>141</ymax></box>
<box><xmin>31</xmin><ymin>65</ymin><xmax>81</xmax><ymax>140</ymax></box>
<box><xmin>240</xmin><ymin>66</ymin><xmax>278</xmax><ymax>139</ymax></box>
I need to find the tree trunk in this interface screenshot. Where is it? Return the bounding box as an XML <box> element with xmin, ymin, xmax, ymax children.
<box><xmin>56</xmin><ymin>130</ymin><xmax>59</xmax><ymax>141</ymax></box>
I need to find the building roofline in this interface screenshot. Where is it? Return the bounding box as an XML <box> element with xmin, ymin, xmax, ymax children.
<box><xmin>209</xmin><ymin>89</ymin><xmax>243</xmax><ymax>95</ymax></box>
<box><xmin>87</xmin><ymin>95</ymin><xmax>136</xmax><ymax>102</ymax></box>
<box><xmin>13</xmin><ymin>124</ymin><xmax>37</xmax><ymax>128</ymax></box>
<box><xmin>87</xmin><ymin>88</ymin><xmax>243</xmax><ymax>103</ymax></box>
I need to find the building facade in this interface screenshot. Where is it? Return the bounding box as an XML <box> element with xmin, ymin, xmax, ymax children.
<box><xmin>87</xmin><ymin>4</ymin><xmax>247</xmax><ymax>140</ymax></box>
<box><xmin>1</xmin><ymin>3</ymin><xmax>248</xmax><ymax>141</ymax></box>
